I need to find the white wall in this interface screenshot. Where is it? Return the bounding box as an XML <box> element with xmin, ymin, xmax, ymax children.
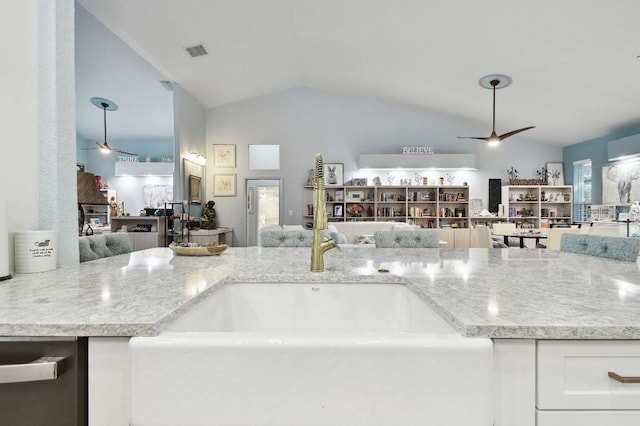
<box><xmin>206</xmin><ymin>87</ymin><xmax>562</xmax><ymax>246</ymax></box>
<box><xmin>1</xmin><ymin>0</ymin><xmax>77</xmax><ymax>268</ymax></box>
<box><xmin>173</xmin><ymin>85</ymin><xmax>207</xmax><ymax>217</ymax></box>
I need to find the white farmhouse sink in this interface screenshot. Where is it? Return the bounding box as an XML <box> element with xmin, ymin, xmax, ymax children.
<box><xmin>130</xmin><ymin>283</ymin><xmax>493</xmax><ymax>426</ymax></box>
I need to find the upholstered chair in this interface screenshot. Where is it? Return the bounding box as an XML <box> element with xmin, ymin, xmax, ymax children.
<box><xmin>373</xmin><ymin>230</ymin><xmax>439</xmax><ymax>248</ymax></box>
<box><xmin>559</xmin><ymin>233</ymin><xmax>640</xmax><ymax>262</ymax></box>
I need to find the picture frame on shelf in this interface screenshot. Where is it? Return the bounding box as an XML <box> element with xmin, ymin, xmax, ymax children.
<box><xmin>545</xmin><ymin>162</ymin><xmax>565</xmax><ymax>186</ymax></box>
<box><xmin>347</xmin><ymin>191</ymin><xmax>364</xmax><ymax>202</ymax></box>
<box><xmin>213</xmin><ymin>174</ymin><xmax>237</xmax><ymax>197</ymax></box>
<box><xmin>212</xmin><ymin>144</ymin><xmax>236</xmax><ymax>168</ymax></box>
<box><xmin>189</xmin><ymin>175</ymin><xmax>202</xmax><ymax>204</ymax></box>
<box><xmin>323</xmin><ymin>163</ymin><xmax>343</xmax><ymax>186</ymax></box>
<box><xmin>334</xmin><ymin>189</ymin><xmax>344</xmax><ymax>202</ymax></box>
<box><xmin>333</xmin><ymin>204</ymin><xmax>343</xmax><ymax>217</ymax></box>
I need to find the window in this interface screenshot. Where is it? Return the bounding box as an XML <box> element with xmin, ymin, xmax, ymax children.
<box><xmin>248</xmin><ymin>145</ymin><xmax>280</xmax><ymax>170</ymax></box>
<box><xmin>572</xmin><ymin>159</ymin><xmax>592</xmax><ymax>222</ymax></box>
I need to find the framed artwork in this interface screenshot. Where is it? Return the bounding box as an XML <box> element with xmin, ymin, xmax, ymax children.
<box><xmin>545</xmin><ymin>162</ymin><xmax>565</xmax><ymax>186</ymax></box>
<box><xmin>602</xmin><ymin>160</ymin><xmax>640</xmax><ymax>204</ymax></box>
<box><xmin>189</xmin><ymin>175</ymin><xmax>202</xmax><ymax>204</ymax></box>
<box><xmin>323</xmin><ymin>163</ymin><xmax>343</xmax><ymax>186</ymax></box>
<box><xmin>213</xmin><ymin>144</ymin><xmax>236</xmax><ymax>168</ymax></box>
<box><xmin>213</xmin><ymin>174</ymin><xmax>237</xmax><ymax>197</ymax></box>
<box><xmin>333</xmin><ymin>204</ymin><xmax>343</xmax><ymax>217</ymax></box>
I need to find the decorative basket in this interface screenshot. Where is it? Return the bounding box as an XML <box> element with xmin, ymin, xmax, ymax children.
<box><xmin>169</xmin><ymin>244</ymin><xmax>227</xmax><ymax>256</ymax></box>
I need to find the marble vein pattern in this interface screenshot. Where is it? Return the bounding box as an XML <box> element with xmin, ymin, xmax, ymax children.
<box><xmin>0</xmin><ymin>247</ymin><xmax>639</xmax><ymax>339</ymax></box>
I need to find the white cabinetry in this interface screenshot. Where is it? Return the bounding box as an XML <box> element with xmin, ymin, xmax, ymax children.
<box><xmin>110</xmin><ymin>217</ymin><xmax>166</xmax><ymax>249</ymax></box>
<box><xmin>536</xmin><ymin>340</ymin><xmax>640</xmax><ymax>425</ymax></box>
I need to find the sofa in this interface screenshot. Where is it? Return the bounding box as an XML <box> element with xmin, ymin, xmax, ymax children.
<box><xmin>79</xmin><ymin>233</ymin><xmax>133</xmax><ymax>262</ymax></box>
<box><xmin>330</xmin><ymin>221</ymin><xmax>414</xmax><ymax>244</ymax></box>
<box><xmin>373</xmin><ymin>230</ymin><xmax>440</xmax><ymax>248</ymax></box>
<box><xmin>259</xmin><ymin>222</ymin><xmax>493</xmax><ymax>248</ymax></box>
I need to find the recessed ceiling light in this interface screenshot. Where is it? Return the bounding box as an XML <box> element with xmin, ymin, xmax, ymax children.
<box><xmin>185</xmin><ymin>44</ymin><xmax>208</xmax><ymax>58</ymax></box>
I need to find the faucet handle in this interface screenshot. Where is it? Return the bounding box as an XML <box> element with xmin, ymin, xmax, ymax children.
<box><xmin>326</xmin><ymin>238</ymin><xmax>342</xmax><ymax>252</ymax></box>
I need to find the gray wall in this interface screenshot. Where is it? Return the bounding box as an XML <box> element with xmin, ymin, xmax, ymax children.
<box><xmin>206</xmin><ymin>87</ymin><xmax>562</xmax><ymax>246</ymax></box>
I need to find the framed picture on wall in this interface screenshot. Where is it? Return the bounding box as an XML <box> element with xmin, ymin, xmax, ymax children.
<box><xmin>323</xmin><ymin>163</ymin><xmax>344</xmax><ymax>186</ymax></box>
<box><xmin>602</xmin><ymin>161</ymin><xmax>640</xmax><ymax>204</ymax></box>
<box><xmin>213</xmin><ymin>144</ymin><xmax>236</xmax><ymax>168</ymax></box>
<box><xmin>545</xmin><ymin>162</ymin><xmax>565</xmax><ymax>186</ymax></box>
<box><xmin>189</xmin><ymin>175</ymin><xmax>202</xmax><ymax>204</ymax></box>
<box><xmin>213</xmin><ymin>174</ymin><xmax>237</xmax><ymax>197</ymax></box>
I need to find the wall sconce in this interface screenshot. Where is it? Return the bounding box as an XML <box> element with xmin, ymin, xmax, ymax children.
<box><xmin>188</xmin><ymin>152</ymin><xmax>206</xmax><ymax>166</ymax></box>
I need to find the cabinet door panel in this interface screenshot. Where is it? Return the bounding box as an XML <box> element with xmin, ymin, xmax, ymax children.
<box><xmin>537</xmin><ymin>340</ymin><xmax>640</xmax><ymax>409</ymax></box>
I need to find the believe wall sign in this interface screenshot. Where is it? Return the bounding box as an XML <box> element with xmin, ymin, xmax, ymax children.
<box><xmin>402</xmin><ymin>147</ymin><xmax>434</xmax><ymax>155</ymax></box>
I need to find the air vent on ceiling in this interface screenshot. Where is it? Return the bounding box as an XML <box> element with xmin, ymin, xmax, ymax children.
<box><xmin>185</xmin><ymin>44</ymin><xmax>208</xmax><ymax>58</ymax></box>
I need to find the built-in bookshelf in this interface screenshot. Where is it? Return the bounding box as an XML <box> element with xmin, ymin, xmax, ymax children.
<box><xmin>500</xmin><ymin>185</ymin><xmax>573</xmax><ymax>228</ymax></box>
<box><xmin>302</xmin><ymin>184</ymin><xmax>469</xmax><ymax>228</ymax></box>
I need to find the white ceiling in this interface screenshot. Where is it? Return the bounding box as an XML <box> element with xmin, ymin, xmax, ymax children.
<box><xmin>78</xmin><ymin>0</ymin><xmax>640</xmax><ymax>147</ymax></box>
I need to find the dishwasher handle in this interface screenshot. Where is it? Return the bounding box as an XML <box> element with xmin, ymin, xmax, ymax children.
<box><xmin>0</xmin><ymin>356</ymin><xmax>68</xmax><ymax>384</ymax></box>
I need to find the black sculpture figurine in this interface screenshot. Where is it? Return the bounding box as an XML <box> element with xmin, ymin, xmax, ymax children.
<box><xmin>201</xmin><ymin>200</ymin><xmax>217</xmax><ymax>229</ymax></box>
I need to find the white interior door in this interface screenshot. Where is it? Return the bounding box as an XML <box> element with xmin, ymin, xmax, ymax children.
<box><xmin>246</xmin><ymin>179</ymin><xmax>281</xmax><ymax>246</ymax></box>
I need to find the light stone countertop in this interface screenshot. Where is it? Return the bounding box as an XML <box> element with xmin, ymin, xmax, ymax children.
<box><xmin>0</xmin><ymin>247</ymin><xmax>639</xmax><ymax>339</ymax></box>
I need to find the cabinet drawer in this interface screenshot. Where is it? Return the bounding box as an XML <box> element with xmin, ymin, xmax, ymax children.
<box><xmin>537</xmin><ymin>340</ymin><xmax>640</xmax><ymax>409</ymax></box>
<box><xmin>537</xmin><ymin>409</ymin><xmax>640</xmax><ymax>425</ymax></box>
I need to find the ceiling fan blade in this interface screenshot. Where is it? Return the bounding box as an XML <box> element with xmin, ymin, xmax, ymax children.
<box><xmin>498</xmin><ymin>126</ymin><xmax>535</xmax><ymax>141</ymax></box>
<box><xmin>457</xmin><ymin>136</ymin><xmax>491</xmax><ymax>141</ymax></box>
<box><xmin>113</xmin><ymin>148</ymin><xmax>138</xmax><ymax>156</ymax></box>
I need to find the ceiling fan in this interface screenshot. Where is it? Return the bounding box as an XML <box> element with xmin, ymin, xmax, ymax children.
<box><xmin>458</xmin><ymin>74</ymin><xmax>535</xmax><ymax>146</ymax></box>
<box><xmin>83</xmin><ymin>97</ymin><xmax>137</xmax><ymax>156</ymax></box>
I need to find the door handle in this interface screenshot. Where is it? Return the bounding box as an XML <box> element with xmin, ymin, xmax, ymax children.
<box><xmin>0</xmin><ymin>356</ymin><xmax>68</xmax><ymax>384</ymax></box>
<box><xmin>608</xmin><ymin>371</ymin><xmax>640</xmax><ymax>383</ymax></box>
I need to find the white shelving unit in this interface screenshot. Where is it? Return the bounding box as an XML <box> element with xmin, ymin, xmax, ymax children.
<box><xmin>302</xmin><ymin>184</ymin><xmax>470</xmax><ymax>228</ymax></box>
<box><xmin>81</xmin><ymin>189</ymin><xmax>116</xmax><ymax>227</ymax></box>
<box><xmin>501</xmin><ymin>185</ymin><xmax>573</xmax><ymax>228</ymax></box>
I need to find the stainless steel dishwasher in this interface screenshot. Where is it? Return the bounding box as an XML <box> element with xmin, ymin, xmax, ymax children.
<box><xmin>0</xmin><ymin>337</ymin><xmax>87</xmax><ymax>426</ymax></box>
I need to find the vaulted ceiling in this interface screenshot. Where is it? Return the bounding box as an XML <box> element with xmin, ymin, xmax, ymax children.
<box><xmin>77</xmin><ymin>0</ymin><xmax>640</xmax><ymax>147</ymax></box>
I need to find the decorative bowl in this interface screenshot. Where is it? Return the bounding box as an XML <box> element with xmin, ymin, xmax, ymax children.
<box><xmin>169</xmin><ymin>244</ymin><xmax>227</xmax><ymax>256</ymax></box>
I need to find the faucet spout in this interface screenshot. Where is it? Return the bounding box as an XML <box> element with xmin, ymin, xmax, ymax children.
<box><xmin>310</xmin><ymin>154</ymin><xmax>340</xmax><ymax>272</ymax></box>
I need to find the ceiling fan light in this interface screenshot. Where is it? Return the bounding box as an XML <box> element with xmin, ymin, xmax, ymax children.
<box><xmin>487</xmin><ymin>139</ymin><xmax>500</xmax><ymax>147</ymax></box>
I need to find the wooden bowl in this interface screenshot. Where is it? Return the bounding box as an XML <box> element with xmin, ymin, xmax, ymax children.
<box><xmin>169</xmin><ymin>244</ymin><xmax>227</xmax><ymax>256</ymax></box>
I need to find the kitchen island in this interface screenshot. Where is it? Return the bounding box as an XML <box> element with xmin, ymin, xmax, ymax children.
<box><xmin>1</xmin><ymin>247</ymin><xmax>639</xmax><ymax>425</ymax></box>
